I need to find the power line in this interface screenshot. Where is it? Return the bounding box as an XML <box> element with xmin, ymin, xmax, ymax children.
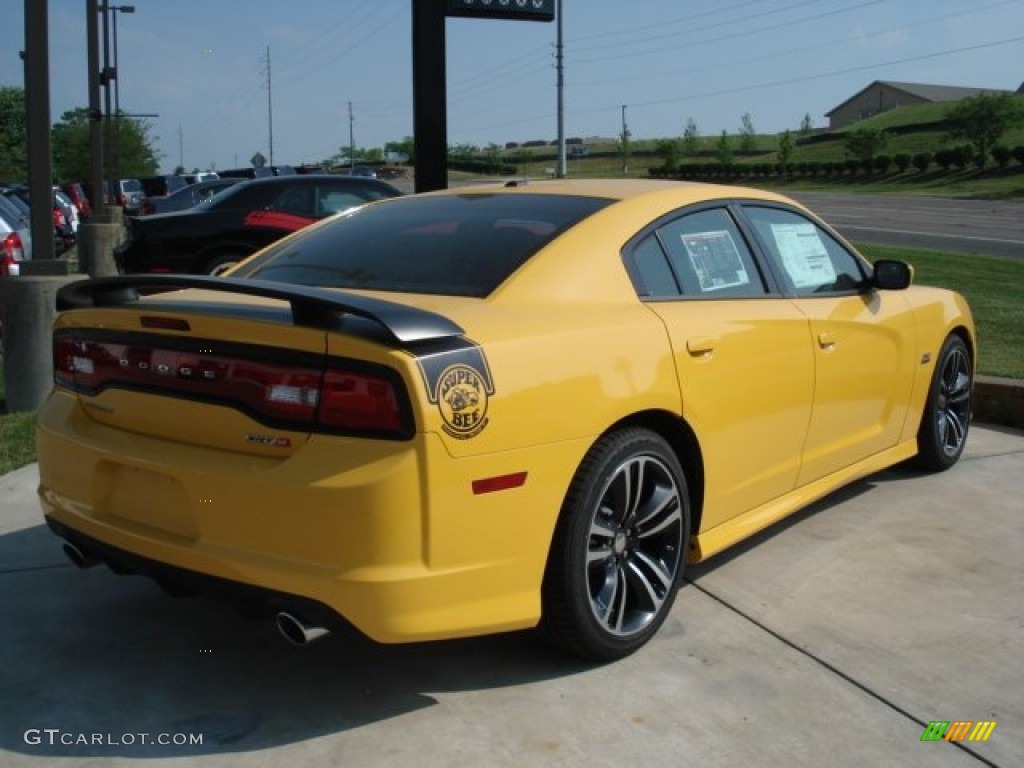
<box><xmin>573</xmin><ymin>0</ymin><xmax>885</xmax><ymax>64</ymax></box>
<box><xmin>570</xmin><ymin>0</ymin><xmax>1021</xmax><ymax>91</ymax></box>
<box><xmin>451</xmin><ymin>34</ymin><xmax>1024</xmax><ymax>137</ymax></box>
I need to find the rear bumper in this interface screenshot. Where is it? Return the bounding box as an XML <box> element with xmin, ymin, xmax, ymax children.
<box><xmin>36</xmin><ymin>390</ymin><xmax>581</xmax><ymax>643</ymax></box>
<box><xmin>46</xmin><ymin>515</ymin><xmax>348</xmax><ymax>632</ymax></box>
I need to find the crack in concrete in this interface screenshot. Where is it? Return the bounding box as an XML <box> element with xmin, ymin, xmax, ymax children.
<box><xmin>685</xmin><ymin>578</ymin><xmax>1004</xmax><ymax>768</ymax></box>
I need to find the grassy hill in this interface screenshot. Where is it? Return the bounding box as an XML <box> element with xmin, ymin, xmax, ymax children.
<box><xmin>478</xmin><ymin>100</ymin><xmax>1024</xmax><ymax>198</ymax></box>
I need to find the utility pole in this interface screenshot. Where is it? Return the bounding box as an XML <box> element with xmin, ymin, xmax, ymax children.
<box><xmin>555</xmin><ymin>0</ymin><xmax>566</xmax><ymax>178</ymax></box>
<box><xmin>178</xmin><ymin>124</ymin><xmax>184</xmax><ymax>171</ymax></box>
<box><xmin>348</xmin><ymin>101</ymin><xmax>355</xmax><ymax>168</ymax></box>
<box><xmin>621</xmin><ymin>104</ymin><xmax>630</xmax><ymax>175</ymax></box>
<box><xmin>265</xmin><ymin>46</ymin><xmax>274</xmax><ymax>167</ymax></box>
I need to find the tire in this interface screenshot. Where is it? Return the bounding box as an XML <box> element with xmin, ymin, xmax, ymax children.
<box><xmin>203</xmin><ymin>251</ymin><xmax>248</xmax><ymax>276</ymax></box>
<box><xmin>915</xmin><ymin>334</ymin><xmax>972</xmax><ymax>471</ymax></box>
<box><xmin>540</xmin><ymin>428</ymin><xmax>690</xmax><ymax>662</ymax></box>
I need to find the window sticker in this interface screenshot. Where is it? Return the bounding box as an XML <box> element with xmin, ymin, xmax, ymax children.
<box><xmin>771</xmin><ymin>223</ymin><xmax>836</xmax><ymax>289</ymax></box>
<box><xmin>681</xmin><ymin>230</ymin><xmax>750</xmax><ymax>292</ymax></box>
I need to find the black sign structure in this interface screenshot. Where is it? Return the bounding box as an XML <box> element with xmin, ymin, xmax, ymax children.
<box><xmin>446</xmin><ymin>0</ymin><xmax>555</xmax><ymax>22</ymax></box>
<box><xmin>415</xmin><ymin>0</ymin><xmax>557</xmax><ymax>193</ymax></box>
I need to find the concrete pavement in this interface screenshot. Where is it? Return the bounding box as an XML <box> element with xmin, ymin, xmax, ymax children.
<box><xmin>1</xmin><ymin>424</ymin><xmax>1021</xmax><ymax>767</ymax></box>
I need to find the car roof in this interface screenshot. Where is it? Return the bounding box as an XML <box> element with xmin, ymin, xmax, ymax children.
<box><xmin>432</xmin><ymin>178</ymin><xmax>793</xmax><ymax>206</ymax></box>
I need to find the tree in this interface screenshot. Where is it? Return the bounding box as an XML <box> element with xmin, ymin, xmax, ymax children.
<box><xmin>739</xmin><ymin>113</ymin><xmax>756</xmax><ymax>153</ymax></box>
<box><xmin>844</xmin><ymin>127</ymin><xmax>887</xmax><ymax>168</ymax></box>
<box><xmin>385</xmin><ymin>136</ymin><xmax>414</xmax><ymax>163</ymax></box>
<box><xmin>656</xmin><ymin>138</ymin><xmax>681</xmax><ymax>172</ymax></box>
<box><xmin>0</xmin><ymin>86</ymin><xmax>28</xmax><ymax>180</ymax></box>
<box><xmin>716</xmin><ymin>130</ymin><xmax>733</xmax><ymax>165</ymax></box>
<box><xmin>251</xmin><ymin>151</ymin><xmax>267</xmax><ymax>168</ymax></box>
<box><xmin>777</xmin><ymin>130</ymin><xmax>794</xmax><ymax>166</ymax></box>
<box><xmin>946</xmin><ymin>92</ymin><xmax>1024</xmax><ymax>168</ymax></box>
<box><xmin>800</xmin><ymin>113</ymin><xmax>814</xmax><ymax>134</ymax></box>
<box><xmin>682</xmin><ymin>118</ymin><xmax>699</xmax><ymax>157</ymax></box>
<box><xmin>51</xmin><ymin>107</ymin><xmax>160</xmax><ymax>181</ymax></box>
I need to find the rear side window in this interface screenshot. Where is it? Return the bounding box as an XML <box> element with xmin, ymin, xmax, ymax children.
<box><xmin>627</xmin><ymin>207</ymin><xmax>767</xmax><ymax>298</ymax></box>
<box><xmin>234</xmin><ymin>193</ymin><xmax>612</xmax><ymax>297</ymax></box>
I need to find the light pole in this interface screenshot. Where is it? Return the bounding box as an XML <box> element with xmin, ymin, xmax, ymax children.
<box><xmin>108</xmin><ymin>4</ymin><xmax>134</xmax><ymax>185</ymax></box>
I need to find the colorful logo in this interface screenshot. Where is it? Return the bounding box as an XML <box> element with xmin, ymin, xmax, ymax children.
<box><xmin>436</xmin><ymin>363</ymin><xmax>489</xmax><ymax>439</ymax></box>
<box><xmin>920</xmin><ymin>721</ymin><xmax>997</xmax><ymax>743</ymax></box>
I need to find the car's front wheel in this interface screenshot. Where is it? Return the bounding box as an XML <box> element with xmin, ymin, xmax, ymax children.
<box><xmin>540</xmin><ymin>428</ymin><xmax>690</xmax><ymax>662</ymax></box>
<box><xmin>915</xmin><ymin>333</ymin><xmax>973</xmax><ymax>471</ymax></box>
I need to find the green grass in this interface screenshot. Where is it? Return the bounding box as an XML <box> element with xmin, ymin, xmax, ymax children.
<box><xmin>857</xmin><ymin>243</ymin><xmax>1024</xmax><ymax>378</ymax></box>
<box><xmin>0</xmin><ymin>409</ymin><xmax>36</xmax><ymax>476</ymax></box>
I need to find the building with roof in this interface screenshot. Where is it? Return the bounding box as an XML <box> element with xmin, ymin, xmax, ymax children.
<box><xmin>825</xmin><ymin>80</ymin><xmax>1021</xmax><ymax>130</ymax></box>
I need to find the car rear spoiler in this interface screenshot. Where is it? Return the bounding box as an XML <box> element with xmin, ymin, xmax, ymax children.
<box><xmin>56</xmin><ymin>275</ymin><xmax>465</xmax><ymax>345</ymax></box>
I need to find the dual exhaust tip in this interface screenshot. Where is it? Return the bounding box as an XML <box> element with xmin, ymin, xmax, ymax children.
<box><xmin>274</xmin><ymin>612</ymin><xmax>330</xmax><ymax>647</ymax></box>
<box><xmin>60</xmin><ymin>539</ymin><xmax>331</xmax><ymax>647</ymax></box>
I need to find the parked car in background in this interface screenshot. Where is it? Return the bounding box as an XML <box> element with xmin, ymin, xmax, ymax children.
<box><xmin>2</xmin><ymin>184</ymin><xmax>72</xmax><ymax>254</ymax></box>
<box><xmin>139</xmin><ymin>175</ymin><xmax>188</xmax><ymax>199</ymax></box>
<box><xmin>184</xmin><ymin>172</ymin><xmax>220</xmax><ymax>184</ymax></box>
<box><xmin>350</xmin><ymin>165</ymin><xmax>378</xmax><ymax>178</ymax></box>
<box><xmin>115</xmin><ymin>178</ymin><xmax>144</xmax><ymax>216</ymax></box>
<box><xmin>53</xmin><ymin>187</ymin><xmax>78</xmax><ymax>251</ymax></box>
<box><xmin>116</xmin><ymin>174</ymin><xmax>402</xmax><ymax>275</ymax></box>
<box><xmin>139</xmin><ymin>177</ymin><xmax>240</xmax><ymax>216</ymax></box>
<box><xmin>218</xmin><ymin>167</ymin><xmax>274</xmax><ymax>180</ymax></box>
<box><xmin>60</xmin><ymin>182</ymin><xmax>93</xmax><ymax>219</ymax></box>
<box><xmin>0</xmin><ymin>193</ymin><xmax>32</xmax><ymax>276</ymax></box>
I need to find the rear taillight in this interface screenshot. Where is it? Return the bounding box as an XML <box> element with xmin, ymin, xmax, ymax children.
<box><xmin>53</xmin><ymin>335</ymin><xmax>411</xmax><ymax>438</ymax></box>
<box><xmin>320</xmin><ymin>370</ymin><xmax>404</xmax><ymax>432</ymax></box>
<box><xmin>141</xmin><ymin>201</ymin><xmax>156</xmax><ymax>215</ymax></box>
<box><xmin>1</xmin><ymin>233</ymin><xmax>24</xmax><ymax>277</ymax></box>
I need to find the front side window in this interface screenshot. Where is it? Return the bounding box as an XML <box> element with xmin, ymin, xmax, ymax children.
<box><xmin>743</xmin><ymin>206</ymin><xmax>868</xmax><ymax>296</ymax></box>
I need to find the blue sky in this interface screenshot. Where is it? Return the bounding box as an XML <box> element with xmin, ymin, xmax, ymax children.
<box><xmin>3</xmin><ymin>0</ymin><xmax>1023</xmax><ymax>173</ymax></box>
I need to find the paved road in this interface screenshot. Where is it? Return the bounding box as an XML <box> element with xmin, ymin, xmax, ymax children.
<box><xmin>790</xmin><ymin>193</ymin><xmax>1024</xmax><ymax>260</ymax></box>
<box><xmin>2</xmin><ymin>424</ymin><xmax>1022</xmax><ymax>767</ymax></box>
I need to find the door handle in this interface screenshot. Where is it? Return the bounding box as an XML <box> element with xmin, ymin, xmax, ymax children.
<box><xmin>686</xmin><ymin>336</ymin><xmax>717</xmax><ymax>356</ymax></box>
<box><xmin>817</xmin><ymin>331</ymin><xmax>836</xmax><ymax>350</ymax></box>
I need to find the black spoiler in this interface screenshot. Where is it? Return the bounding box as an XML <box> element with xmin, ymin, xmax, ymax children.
<box><xmin>56</xmin><ymin>275</ymin><xmax>464</xmax><ymax>345</ymax></box>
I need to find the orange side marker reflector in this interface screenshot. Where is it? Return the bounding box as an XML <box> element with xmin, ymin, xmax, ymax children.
<box><xmin>472</xmin><ymin>472</ymin><xmax>528</xmax><ymax>495</ymax></box>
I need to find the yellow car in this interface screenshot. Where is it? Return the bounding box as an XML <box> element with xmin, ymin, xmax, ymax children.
<box><xmin>37</xmin><ymin>180</ymin><xmax>975</xmax><ymax>661</ymax></box>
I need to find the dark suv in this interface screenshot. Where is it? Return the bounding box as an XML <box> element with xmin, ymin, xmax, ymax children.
<box><xmin>115</xmin><ymin>174</ymin><xmax>402</xmax><ymax>275</ymax></box>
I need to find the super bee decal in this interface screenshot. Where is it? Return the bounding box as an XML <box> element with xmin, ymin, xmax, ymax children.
<box><xmin>415</xmin><ymin>339</ymin><xmax>495</xmax><ymax>440</ymax></box>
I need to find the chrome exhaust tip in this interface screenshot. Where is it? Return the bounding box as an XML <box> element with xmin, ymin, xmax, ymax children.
<box><xmin>275</xmin><ymin>611</ymin><xmax>330</xmax><ymax>647</ymax></box>
<box><xmin>62</xmin><ymin>540</ymin><xmax>100</xmax><ymax>569</ymax></box>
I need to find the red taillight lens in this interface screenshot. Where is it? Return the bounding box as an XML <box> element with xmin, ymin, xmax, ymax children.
<box><xmin>319</xmin><ymin>370</ymin><xmax>403</xmax><ymax>432</ymax></box>
<box><xmin>141</xmin><ymin>201</ymin><xmax>155</xmax><ymax>215</ymax></box>
<box><xmin>1</xmin><ymin>233</ymin><xmax>24</xmax><ymax>276</ymax></box>
<box><xmin>53</xmin><ymin>335</ymin><xmax>411</xmax><ymax>438</ymax></box>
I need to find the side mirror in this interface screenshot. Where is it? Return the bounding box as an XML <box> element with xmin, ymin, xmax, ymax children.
<box><xmin>873</xmin><ymin>259</ymin><xmax>912</xmax><ymax>290</ymax></box>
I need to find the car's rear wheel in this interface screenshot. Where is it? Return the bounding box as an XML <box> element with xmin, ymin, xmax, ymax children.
<box><xmin>540</xmin><ymin>428</ymin><xmax>690</xmax><ymax>662</ymax></box>
<box><xmin>915</xmin><ymin>334</ymin><xmax>972</xmax><ymax>471</ymax></box>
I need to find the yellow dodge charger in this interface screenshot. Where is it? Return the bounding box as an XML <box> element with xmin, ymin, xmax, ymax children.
<box><xmin>37</xmin><ymin>180</ymin><xmax>974</xmax><ymax>661</ymax></box>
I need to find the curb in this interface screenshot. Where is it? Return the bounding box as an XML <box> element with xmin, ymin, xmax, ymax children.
<box><xmin>973</xmin><ymin>375</ymin><xmax>1024</xmax><ymax>430</ymax></box>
